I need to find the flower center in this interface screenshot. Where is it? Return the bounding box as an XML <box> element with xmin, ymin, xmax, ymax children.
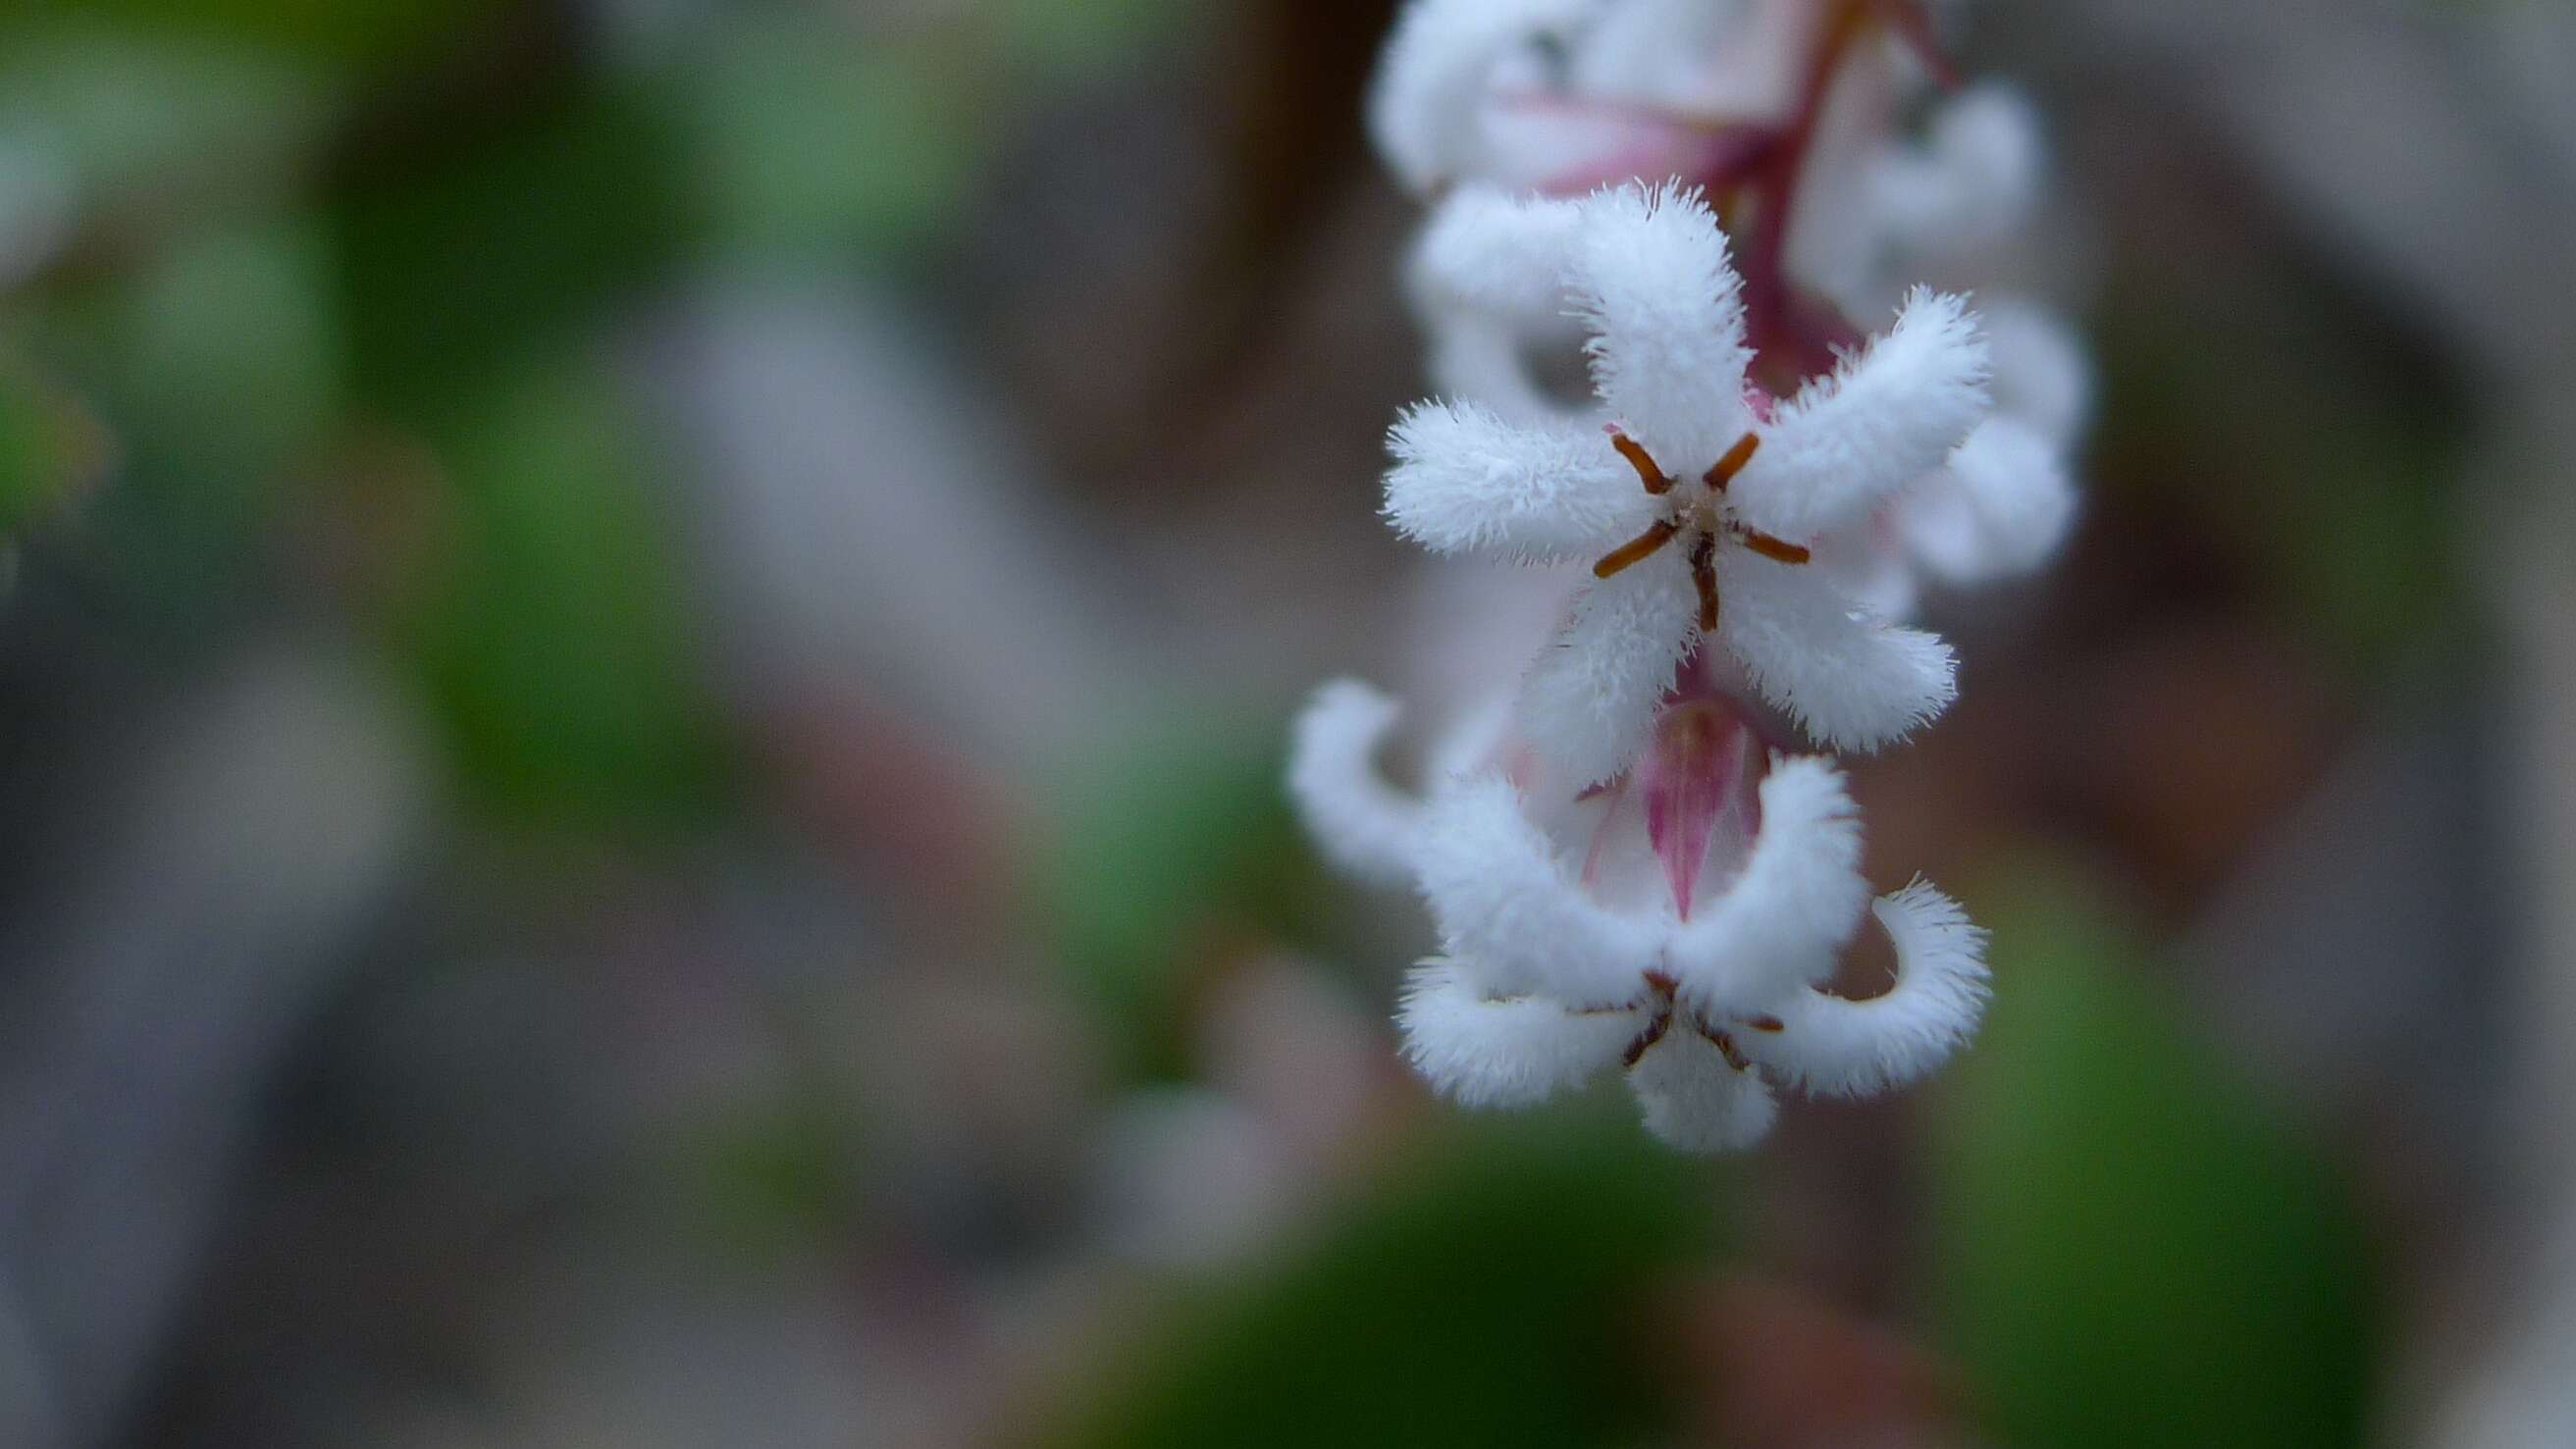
<box><xmin>1619</xmin><ymin>970</ymin><xmax>1783</xmax><ymax>1073</ymax></box>
<box><xmin>1590</xmin><ymin>429</ymin><xmax>1811</xmax><ymax>632</ymax></box>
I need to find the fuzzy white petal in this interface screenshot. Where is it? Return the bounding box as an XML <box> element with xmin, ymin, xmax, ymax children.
<box><xmin>1739</xmin><ymin>880</ymin><xmax>1989</xmax><ymax>1097</ymax></box>
<box><xmin>1397</xmin><ymin>961</ymin><xmax>1637</xmax><ymax>1108</ymax></box>
<box><xmin>1568</xmin><ymin>181</ymin><xmax>1757</xmax><ymax>473</ymax></box>
<box><xmin>1731</xmin><ymin>287</ymin><xmax>1990</xmax><ymax>542</ymax></box>
<box><xmin>1865</xmin><ymin>83</ymin><xmax>2044</xmax><ymax>256</ymax></box>
<box><xmin>1666</xmin><ymin>756</ymin><xmax>1870</xmax><ymax>1012</ymax></box>
<box><xmin>1517</xmin><ymin>543</ymin><xmax>1699</xmax><ymax>787</ymax></box>
<box><xmin>1904</xmin><ymin>416</ymin><xmax>2077</xmax><ymax>584</ymax></box>
<box><xmin>1413</xmin><ymin>773</ymin><xmax>1662</xmax><ymax>1007</ymax></box>
<box><xmin>1410</xmin><ymin>183</ymin><xmax>1588</xmax><ymax>321</ymax></box>
<box><xmin>1627</xmin><ymin>1029</ymin><xmax>1777</xmax><ymax>1154</ymax></box>
<box><xmin>1711</xmin><ymin>547</ymin><xmax>1956</xmax><ymax>751</ymax></box>
<box><xmin>1369</xmin><ymin>0</ymin><xmax>1600</xmax><ymax>195</ymax></box>
<box><xmin>1986</xmin><ymin>298</ymin><xmax>2092</xmax><ymax>446</ymax></box>
<box><xmin>1385</xmin><ymin>400</ymin><xmax>1653</xmax><ymax>560</ymax></box>
<box><xmin>1287</xmin><ymin>680</ymin><xmax>1424</xmax><ymax>888</ymax></box>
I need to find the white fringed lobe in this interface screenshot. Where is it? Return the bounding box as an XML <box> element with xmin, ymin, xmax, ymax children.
<box><xmin>1514</xmin><ymin>545</ymin><xmax>1701</xmax><ymax>788</ymax></box>
<box><xmin>1627</xmin><ymin>1028</ymin><xmax>1779</xmax><ymax>1153</ymax></box>
<box><xmin>1384</xmin><ymin>401</ymin><xmax>1654</xmax><ymax>560</ymax></box>
<box><xmin>1287</xmin><ymin>680</ymin><xmax>1426</xmax><ymax>888</ymax></box>
<box><xmin>1739</xmin><ymin>880</ymin><xmax>1990</xmax><ymax>1097</ymax></box>
<box><xmin>1567</xmin><ymin>181</ymin><xmax>1757</xmax><ymax>471</ymax></box>
<box><xmin>1397</xmin><ymin>962</ymin><xmax>1638</xmax><ymax>1108</ymax></box>
<box><xmin>1412</xmin><ymin>772</ymin><xmax>1662</xmax><ymax>1008</ymax></box>
<box><xmin>1729</xmin><ymin>286</ymin><xmax>1991</xmax><ymax>543</ymax></box>
<box><xmin>1711</xmin><ymin>548</ymin><xmax>1957</xmax><ymax>752</ymax></box>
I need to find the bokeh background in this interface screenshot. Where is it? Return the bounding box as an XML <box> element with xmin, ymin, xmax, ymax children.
<box><xmin>4</xmin><ymin>1</ymin><xmax>2574</xmax><ymax>1445</ymax></box>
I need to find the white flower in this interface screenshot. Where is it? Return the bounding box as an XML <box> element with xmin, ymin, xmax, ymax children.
<box><xmin>1385</xmin><ymin>181</ymin><xmax>1987</xmax><ymax>782</ymax></box>
<box><xmin>1368</xmin><ymin>0</ymin><xmax>1606</xmax><ymax>197</ymax></box>
<box><xmin>1885</xmin><ymin>299</ymin><xmax>2087</xmax><ymax>588</ymax></box>
<box><xmin>1288</xmin><ymin>676</ymin><xmax>1988</xmax><ymax>1155</ymax></box>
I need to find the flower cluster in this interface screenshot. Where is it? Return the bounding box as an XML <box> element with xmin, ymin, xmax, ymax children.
<box><xmin>1293</xmin><ymin>0</ymin><xmax>2086</xmax><ymax>1153</ymax></box>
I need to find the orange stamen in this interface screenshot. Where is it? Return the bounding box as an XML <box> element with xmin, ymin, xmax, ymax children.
<box><xmin>1702</xmin><ymin>432</ymin><xmax>1761</xmax><ymax>492</ymax></box>
<box><xmin>1593</xmin><ymin>518</ymin><xmax>1682</xmax><ymax>578</ymax></box>
<box><xmin>1738</xmin><ymin>529</ymin><xmax>1811</xmax><ymax>565</ymax></box>
<box><xmin>1611</xmin><ymin>432</ymin><xmax>1674</xmax><ymax>494</ymax></box>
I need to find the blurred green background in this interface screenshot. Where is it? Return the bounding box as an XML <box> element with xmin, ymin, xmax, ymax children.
<box><xmin>4</xmin><ymin>2</ymin><xmax>2568</xmax><ymax>1446</ymax></box>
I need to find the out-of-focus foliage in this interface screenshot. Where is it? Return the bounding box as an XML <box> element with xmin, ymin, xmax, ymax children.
<box><xmin>1048</xmin><ymin>1114</ymin><xmax>1717</xmax><ymax>1449</ymax></box>
<box><xmin>1932</xmin><ymin>867</ymin><xmax>2379</xmax><ymax>1448</ymax></box>
<box><xmin>1046</xmin><ymin>716</ymin><xmax>1318</xmax><ymax>1077</ymax></box>
<box><xmin>396</xmin><ymin>360</ymin><xmax>727</xmax><ymax>829</ymax></box>
<box><xmin>21</xmin><ymin>0</ymin><xmax>499</xmax><ymax>69</ymax></box>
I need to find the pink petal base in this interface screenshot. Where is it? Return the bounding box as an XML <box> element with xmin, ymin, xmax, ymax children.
<box><xmin>1639</xmin><ymin>698</ymin><xmax>1760</xmax><ymax>919</ymax></box>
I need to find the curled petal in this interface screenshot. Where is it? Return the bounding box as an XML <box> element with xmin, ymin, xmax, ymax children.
<box><xmin>1737</xmin><ymin>880</ymin><xmax>1990</xmax><ymax>1097</ymax></box>
<box><xmin>1627</xmin><ymin>1028</ymin><xmax>1778</xmax><ymax>1154</ymax></box>
<box><xmin>1666</xmin><ymin>756</ymin><xmax>1870</xmax><ymax>1013</ymax></box>
<box><xmin>1369</xmin><ymin>0</ymin><xmax>1601</xmax><ymax>195</ymax></box>
<box><xmin>1731</xmin><ymin>287</ymin><xmax>1990</xmax><ymax>542</ymax></box>
<box><xmin>1413</xmin><ymin>773</ymin><xmax>1664</xmax><ymax>1007</ymax></box>
<box><xmin>1903</xmin><ymin>415</ymin><xmax>2077</xmax><ymax>585</ymax></box>
<box><xmin>1397</xmin><ymin>962</ymin><xmax>1638</xmax><ymax>1108</ymax></box>
<box><xmin>1410</xmin><ymin>183</ymin><xmax>1588</xmax><ymax>322</ymax></box>
<box><xmin>1986</xmin><ymin>298</ymin><xmax>2093</xmax><ymax>446</ymax></box>
<box><xmin>1287</xmin><ymin>680</ymin><xmax>1424</xmax><ymax>887</ymax></box>
<box><xmin>1518</xmin><ymin>543</ymin><xmax>1699</xmax><ymax>787</ymax></box>
<box><xmin>1711</xmin><ymin>546</ymin><xmax>1956</xmax><ymax>751</ymax></box>
<box><xmin>1568</xmin><ymin>181</ymin><xmax>1757</xmax><ymax>473</ymax></box>
<box><xmin>1386</xmin><ymin>400</ymin><xmax>1655</xmax><ymax>560</ymax></box>
<box><xmin>1864</xmin><ymin>83</ymin><xmax>2045</xmax><ymax>256</ymax></box>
